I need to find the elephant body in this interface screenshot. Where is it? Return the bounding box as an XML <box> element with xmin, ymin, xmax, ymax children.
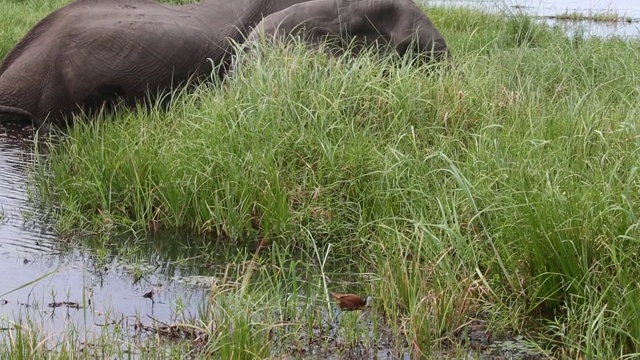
<box><xmin>244</xmin><ymin>0</ymin><xmax>450</xmax><ymax>62</ymax></box>
<box><xmin>0</xmin><ymin>0</ymin><xmax>309</xmax><ymax>125</ymax></box>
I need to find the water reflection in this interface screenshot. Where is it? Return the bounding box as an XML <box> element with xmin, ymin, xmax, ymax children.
<box><xmin>0</xmin><ymin>124</ymin><xmax>57</xmax><ymax>259</ymax></box>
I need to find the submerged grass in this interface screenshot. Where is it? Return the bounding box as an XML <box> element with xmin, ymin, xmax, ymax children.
<box><xmin>2</xmin><ymin>0</ymin><xmax>640</xmax><ymax>358</ymax></box>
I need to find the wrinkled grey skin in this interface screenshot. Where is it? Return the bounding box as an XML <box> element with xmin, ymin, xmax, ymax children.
<box><xmin>241</xmin><ymin>0</ymin><xmax>450</xmax><ymax>64</ymax></box>
<box><xmin>0</xmin><ymin>0</ymin><xmax>311</xmax><ymax>126</ymax></box>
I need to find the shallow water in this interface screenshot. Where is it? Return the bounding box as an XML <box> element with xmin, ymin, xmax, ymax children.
<box><xmin>0</xmin><ymin>125</ymin><xmax>211</xmax><ymax>343</ymax></box>
<box><xmin>428</xmin><ymin>0</ymin><xmax>640</xmax><ymax>38</ymax></box>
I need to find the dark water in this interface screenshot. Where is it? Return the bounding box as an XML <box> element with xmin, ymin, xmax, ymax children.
<box><xmin>428</xmin><ymin>0</ymin><xmax>640</xmax><ymax>38</ymax></box>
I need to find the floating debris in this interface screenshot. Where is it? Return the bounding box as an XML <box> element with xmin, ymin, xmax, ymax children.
<box><xmin>48</xmin><ymin>301</ymin><xmax>82</xmax><ymax>309</ymax></box>
<box><xmin>172</xmin><ymin>275</ymin><xmax>217</xmax><ymax>288</ymax></box>
<box><xmin>143</xmin><ymin>290</ymin><xmax>154</xmax><ymax>299</ymax></box>
<box><xmin>142</xmin><ymin>289</ymin><xmax>155</xmax><ymax>304</ymax></box>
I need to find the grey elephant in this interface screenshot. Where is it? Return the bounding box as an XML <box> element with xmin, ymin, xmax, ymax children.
<box><xmin>240</xmin><ymin>0</ymin><xmax>450</xmax><ymax>65</ymax></box>
<box><xmin>0</xmin><ymin>0</ymin><xmax>312</xmax><ymax>126</ymax></box>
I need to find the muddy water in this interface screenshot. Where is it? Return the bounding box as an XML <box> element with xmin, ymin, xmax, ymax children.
<box><xmin>427</xmin><ymin>0</ymin><xmax>640</xmax><ymax>38</ymax></box>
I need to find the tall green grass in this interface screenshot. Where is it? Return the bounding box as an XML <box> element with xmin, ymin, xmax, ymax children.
<box><xmin>4</xmin><ymin>0</ymin><xmax>640</xmax><ymax>358</ymax></box>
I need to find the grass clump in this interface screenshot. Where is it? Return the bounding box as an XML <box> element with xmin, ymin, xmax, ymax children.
<box><xmin>553</xmin><ymin>11</ymin><xmax>632</xmax><ymax>24</ymax></box>
<box><xmin>4</xmin><ymin>0</ymin><xmax>640</xmax><ymax>358</ymax></box>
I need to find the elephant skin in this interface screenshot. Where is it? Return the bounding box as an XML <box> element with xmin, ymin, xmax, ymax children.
<box><xmin>242</xmin><ymin>0</ymin><xmax>450</xmax><ymax>63</ymax></box>
<box><xmin>0</xmin><ymin>0</ymin><xmax>311</xmax><ymax>126</ymax></box>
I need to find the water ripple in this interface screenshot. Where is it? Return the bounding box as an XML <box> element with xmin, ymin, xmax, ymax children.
<box><xmin>0</xmin><ymin>125</ymin><xmax>57</xmax><ymax>256</ymax></box>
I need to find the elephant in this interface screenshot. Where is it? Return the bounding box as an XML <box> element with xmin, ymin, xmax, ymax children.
<box><xmin>240</xmin><ymin>0</ymin><xmax>450</xmax><ymax>65</ymax></box>
<box><xmin>0</xmin><ymin>0</ymin><xmax>312</xmax><ymax>126</ymax></box>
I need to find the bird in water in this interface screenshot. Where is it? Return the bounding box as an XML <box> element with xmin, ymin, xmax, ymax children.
<box><xmin>330</xmin><ymin>292</ymin><xmax>373</xmax><ymax>311</ymax></box>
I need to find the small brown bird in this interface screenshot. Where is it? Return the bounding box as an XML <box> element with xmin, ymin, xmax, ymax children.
<box><xmin>330</xmin><ymin>292</ymin><xmax>372</xmax><ymax>311</ymax></box>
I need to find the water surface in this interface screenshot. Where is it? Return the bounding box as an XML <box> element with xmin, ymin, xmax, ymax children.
<box><xmin>428</xmin><ymin>0</ymin><xmax>640</xmax><ymax>38</ymax></box>
<box><xmin>0</xmin><ymin>125</ymin><xmax>210</xmax><ymax>342</ymax></box>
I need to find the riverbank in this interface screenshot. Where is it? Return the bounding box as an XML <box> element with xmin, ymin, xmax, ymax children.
<box><xmin>4</xmin><ymin>1</ymin><xmax>640</xmax><ymax>359</ymax></box>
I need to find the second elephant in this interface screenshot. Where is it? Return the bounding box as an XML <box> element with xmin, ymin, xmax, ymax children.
<box><xmin>242</xmin><ymin>0</ymin><xmax>450</xmax><ymax>63</ymax></box>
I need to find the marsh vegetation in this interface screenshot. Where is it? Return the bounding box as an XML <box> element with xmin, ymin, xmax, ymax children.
<box><xmin>551</xmin><ymin>11</ymin><xmax>633</xmax><ymax>23</ymax></box>
<box><xmin>2</xmin><ymin>0</ymin><xmax>640</xmax><ymax>359</ymax></box>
